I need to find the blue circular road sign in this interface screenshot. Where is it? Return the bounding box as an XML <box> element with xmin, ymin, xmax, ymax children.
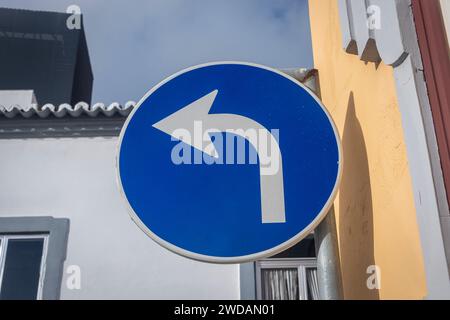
<box><xmin>117</xmin><ymin>62</ymin><xmax>342</xmax><ymax>263</ymax></box>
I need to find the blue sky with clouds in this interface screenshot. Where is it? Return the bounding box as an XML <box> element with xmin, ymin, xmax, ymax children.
<box><xmin>0</xmin><ymin>0</ymin><xmax>313</xmax><ymax>104</ymax></box>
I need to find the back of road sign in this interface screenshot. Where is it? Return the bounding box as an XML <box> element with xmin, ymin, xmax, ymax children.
<box><xmin>117</xmin><ymin>62</ymin><xmax>342</xmax><ymax>263</ymax></box>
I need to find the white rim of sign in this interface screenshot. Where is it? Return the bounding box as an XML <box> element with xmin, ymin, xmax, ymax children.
<box><xmin>116</xmin><ymin>61</ymin><xmax>343</xmax><ymax>264</ymax></box>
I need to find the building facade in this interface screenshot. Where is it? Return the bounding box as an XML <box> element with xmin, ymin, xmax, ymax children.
<box><xmin>307</xmin><ymin>0</ymin><xmax>450</xmax><ymax>299</ymax></box>
<box><xmin>0</xmin><ymin>8</ymin><xmax>93</xmax><ymax>105</ymax></box>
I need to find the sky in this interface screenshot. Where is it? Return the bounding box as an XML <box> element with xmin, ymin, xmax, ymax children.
<box><xmin>0</xmin><ymin>0</ymin><xmax>313</xmax><ymax>104</ymax></box>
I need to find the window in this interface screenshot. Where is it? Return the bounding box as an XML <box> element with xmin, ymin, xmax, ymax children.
<box><xmin>244</xmin><ymin>235</ymin><xmax>319</xmax><ymax>300</ymax></box>
<box><xmin>0</xmin><ymin>217</ymin><xmax>69</xmax><ymax>300</ymax></box>
<box><xmin>256</xmin><ymin>258</ymin><xmax>319</xmax><ymax>300</ymax></box>
<box><xmin>0</xmin><ymin>234</ymin><xmax>49</xmax><ymax>300</ymax></box>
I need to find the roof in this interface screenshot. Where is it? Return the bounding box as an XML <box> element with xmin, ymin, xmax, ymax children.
<box><xmin>0</xmin><ymin>101</ymin><xmax>135</xmax><ymax>119</ymax></box>
<box><xmin>0</xmin><ymin>100</ymin><xmax>136</xmax><ymax>139</ymax></box>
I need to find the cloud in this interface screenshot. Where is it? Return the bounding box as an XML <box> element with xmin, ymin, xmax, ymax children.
<box><xmin>0</xmin><ymin>0</ymin><xmax>313</xmax><ymax>103</ymax></box>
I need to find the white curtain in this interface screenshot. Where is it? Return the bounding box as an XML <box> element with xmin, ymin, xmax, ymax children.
<box><xmin>261</xmin><ymin>267</ymin><xmax>320</xmax><ymax>300</ymax></box>
<box><xmin>262</xmin><ymin>269</ymin><xmax>299</xmax><ymax>300</ymax></box>
<box><xmin>306</xmin><ymin>268</ymin><xmax>320</xmax><ymax>300</ymax></box>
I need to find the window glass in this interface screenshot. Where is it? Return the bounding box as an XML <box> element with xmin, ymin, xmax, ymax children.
<box><xmin>270</xmin><ymin>237</ymin><xmax>316</xmax><ymax>258</ymax></box>
<box><xmin>0</xmin><ymin>238</ymin><xmax>44</xmax><ymax>300</ymax></box>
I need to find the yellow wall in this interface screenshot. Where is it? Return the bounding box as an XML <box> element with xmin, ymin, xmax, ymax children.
<box><xmin>308</xmin><ymin>0</ymin><xmax>427</xmax><ymax>299</ymax></box>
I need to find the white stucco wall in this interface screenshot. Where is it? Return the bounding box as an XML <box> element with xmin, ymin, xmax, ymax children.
<box><xmin>0</xmin><ymin>137</ymin><xmax>240</xmax><ymax>299</ymax></box>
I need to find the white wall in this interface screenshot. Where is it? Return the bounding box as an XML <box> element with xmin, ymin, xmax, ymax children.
<box><xmin>0</xmin><ymin>137</ymin><xmax>240</xmax><ymax>299</ymax></box>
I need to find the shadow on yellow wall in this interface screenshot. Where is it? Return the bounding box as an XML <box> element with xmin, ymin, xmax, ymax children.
<box><xmin>339</xmin><ymin>92</ymin><xmax>379</xmax><ymax>299</ymax></box>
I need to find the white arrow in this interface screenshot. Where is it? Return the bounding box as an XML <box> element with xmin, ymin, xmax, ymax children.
<box><xmin>153</xmin><ymin>90</ymin><xmax>286</xmax><ymax>223</ymax></box>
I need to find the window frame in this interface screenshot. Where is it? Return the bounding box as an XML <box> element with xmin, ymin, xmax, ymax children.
<box><xmin>255</xmin><ymin>257</ymin><xmax>317</xmax><ymax>300</ymax></box>
<box><xmin>0</xmin><ymin>234</ymin><xmax>49</xmax><ymax>300</ymax></box>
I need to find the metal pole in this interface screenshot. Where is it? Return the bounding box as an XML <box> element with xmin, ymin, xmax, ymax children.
<box><xmin>314</xmin><ymin>206</ymin><xmax>344</xmax><ymax>300</ymax></box>
<box><xmin>281</xmin><ymin>68</ymin><xmax>343</xmax><ymax>299</ymax></box>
